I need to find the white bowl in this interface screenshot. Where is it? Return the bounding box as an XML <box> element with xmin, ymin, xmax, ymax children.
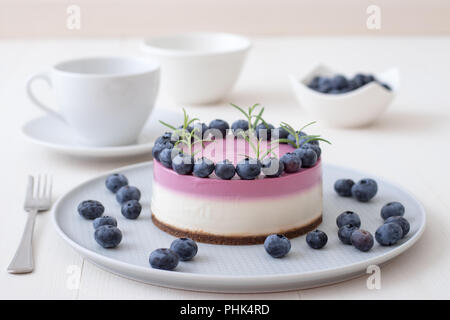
<box><xmin>142</xmin><ymin>32</ymin><xmax>251</xmax><ymax>105</ymax></box>
<box><xmin>289</xmin><ymin>65</ymin><xmax>399</xmax><ymax>128</ymax></box>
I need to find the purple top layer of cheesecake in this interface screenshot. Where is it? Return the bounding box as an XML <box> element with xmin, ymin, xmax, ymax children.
<box><xmin>153</xmin><ymin>139</ymin><xmax>322</xmax><ymax>199</ymax></box>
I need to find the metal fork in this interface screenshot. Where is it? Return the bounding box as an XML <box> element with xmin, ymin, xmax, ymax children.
<box><xmin>7</xmin><ymin>175</ymin><xmax>52</xmax><ymax>274</ymax></box>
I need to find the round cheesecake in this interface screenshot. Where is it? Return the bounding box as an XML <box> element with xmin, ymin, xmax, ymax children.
<box><xmin>151</xmin><ymin>139</ymin><xmax>323</xmax><ymax>245</ymax></box>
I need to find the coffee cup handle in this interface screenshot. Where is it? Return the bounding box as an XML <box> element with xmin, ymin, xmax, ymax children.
<box><xmin>26</xmin><ymin>72</ymin><xmax>66</xmax><ymax>122</ymax></box>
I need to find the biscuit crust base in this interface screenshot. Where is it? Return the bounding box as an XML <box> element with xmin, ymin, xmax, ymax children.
<box><xmin>151</xmin><ymin>213</ymin><xmax>322</xmax><ymax>245</ymax></box>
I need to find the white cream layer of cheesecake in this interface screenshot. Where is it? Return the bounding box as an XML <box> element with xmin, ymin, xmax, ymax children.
<box><xmin>151</xmin><ymin>181</ymin><xmax>323</xmax><ymax>236</ymax></box>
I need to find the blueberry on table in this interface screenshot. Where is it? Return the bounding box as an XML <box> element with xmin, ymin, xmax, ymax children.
<box><xmin>236</xmin><ymin>158</ymin><xmax>261</xmax><ymax>180</ymax></box>
<box><xmin>94</xmin><ymin>225</ymin><xmax>122</xmax><ymax>248</ymax></box>
<box><xmin>261</xmin><ymin>157</ymin><xmax>284</xmax><ymax>178</ymax></box>
<box><xmin>338</xmin><ymin>224</ymin><xmax>359</xmax><ymax>245</ymax></box>
<box><xmin>351</xmin><ymin>229</ymin><xmax>374</xmax><ymax>252</ymax></box>
<box><xmin>171</xmin><ymin>154</ymin><xmax>194</xmax><ymax>175</ymax></box>
<box><xmin>193</xmin><ymin>157</ymin><xmax>215</xmax><ymax>178</ymax></box>
<box><xmin>121</xmin><ymin>200</ymin><xmax>142</xmax><ymax>219</ymax></box>
<box><xmin>334</xmin><ymin>179</ymin><xmax>355</xmax><ymax>197</ymax></box>
<box><xmin>264</xmin><ymin>234</ymin><xmax>291</xmax><ymax>258</ymax></box>
<box><xmin>381</xmin><ymin>202</ymin><xmax>405</xmax><ymax>220</ymax></box>
<box><xmin>149</xmin><ymin>248</ymin><xmax>179</xmax><ymax>270</ymax></box>
<box><xmin>255</xmin><ymin>122</ymin><xmax>274</xmax><ymax>140</ymax></box>
<box><xmin>93</xmin><ymin>216</ymin><xmax>117</xmax><ymax>229</ymax></box>
<box><xmin>78</xmin><ymin>200</ymin><xmax>104</xmax><ymax>220</ymax></box>
<box><xmin>280</xmin><ymin>152</ymin><xmax>301</xmax><ymax>173</ymax></box>
<box><xmin>152</xmin><ymin>140</ymin><xmax>173</xmax><ymax>161</ymax></box>
<box><xmin>306</xmin><ymin>230</ymin><xmax>328</xmax><ymax>249</ymax></box>
<box><xmin>272</xmin><ymin>127</ymin><xmax>290</xmax><ymax>140</ymax></box>
<box><xmin>215</xmin><ymin>159</ymin><xmax>236</xmax><ymax>180</ymax></box>
<box><xmin>294</xmin><ymin>147</ymin><xmax>317</xmax><ymax>168</ymax></box>
<box><xmin>170</xmin><ymin>238</ymin><xmax>198</xmax><ymax>261</ymax></box>
<box><xmin>336</xmin><ymin>211</ymin><xmax>361</xmax><ymax>228</ymax></box>
<box><xmin>159</xmin><ymin>147</ymin><xmax>175</xmax><ymax>169</ymax></box>
<box><xmin>384</xmin><ymin>216</ymin><xmax>410</xmax><ymax>238</ymax></box>
<box><xmin>105</xmin><ymin>173</ymin><xmax>128</xmax><ymax>193</ymax></box>
<box><xmin>208</xmin><ymin>119</ymin><xmax>229</xmax><ymax>138</ymax></box>
<box><xmin>351</xmin><ymin>178</ymin><xmax>378</xmax><ymax>202</ymax></box>
<box><xmin>375</xmin><ymin>223</ymin><xmax>403</xmax><ymax>246</ymax></box>
<box><xmin>116</xmin><ymin>185</ymin><xmax>141</xmax><ymax>204</ymax></box>
<box><xmin>301</xmin><ymin>142</ymin><xmax>321</xmax><ymax>158</ymax></box>
<box><xmin>231</xmin><ymin>119</ymin><xmax>249</xmax><ymax>137</ymax></box>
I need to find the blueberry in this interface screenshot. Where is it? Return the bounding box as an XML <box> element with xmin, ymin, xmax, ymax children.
<box><xmin>208</xmin><ymin>119</ymin><xmax>229</xmax><ymax>138</ymax></box>
<box><xmin>171</xmin><ymin>154</ymin><xmax>194</xmax><ymax>175</ymax></box>
<box><xmin>280</xmin><ymin>152</ymin><xmax>301</xmax><ymax>173</ymax></box>
<box><xmin>294</xmin><ymin>147</ymin><xmax>317</xmax><ymax>168</ymax></box>
<box><xmin>351</xmin><ymin>178</ymin><xmax>378</xmax><ymax>202</ymax></box>
<box><xmin>193</xmin><ymin>157</ymin><xmax>215</xmax><ymax>178</ymax></box>
<box><xmin>272</xmin><ymin>127</ymin><xmax>290</xmax><ymax>140</ymax></box>
<box><xmin>317</xmin><ymin>77</ymin><xmax>333</xmax><ymax>93</ymax></box>
<box><xmin>170</xmin><ymin>238</ymin><xmax>198</xmax><ymax>261</ymax></box>
<box><xmin>301</xmin><ymin>142</ymin><xmax>321</xmax><ymax>158</ymax></box>
<box><xmin>287</xmin><ymin>131</ymin><xmax>306</xmax><ymax>147</ymax></box>
<box><xmin>308</xmin><ymin>76</ymin><xmax>321</xmax><ymax>89</ymax></box>
<box><xmin>255</xmin><ymin>123</ymin><xmax>274</xmax><ymax>140</ymax></box>
<box><xmin>105</xmin><ymin>173</ymin><xmax>128</xmax><ymax>193</ymax></box>
<box><xmin>351</xmin><ymin>229</ymin><xmax>374</xmax><ymax>252</ymax></box>
<box><xmin>93</xmin><ymin>216</ymin><xmax>117</xmax><ymax>229</ymax></box>
<box><xmin>121</xmin><ymin>200</ymin><xmax>142</xmax><ymax>219</ymax></box>
<box><xmin>116</xmin><ymin>186</ymin><xmax>141</xmax><ymax>204</ymax></box>
<box><xmin>231</xmin><ymin>119</ymin><xmax>249</xmax><ymax>137</ymax></box>
<box><xmin>261</xmin><ymin>157</ymin><xmax>284</xmax><ymax>178</ymax></box>
<box><xmin>152</xmin><ymin>140</ymin><xmax>173</xmax><ymax>161</ymax></box>
<box><xmin>306</xmin><ymin>230</ymin><xmax>328</xmax><ymax>249</ymax></box>
<box><xmin>94</xmin><ymin>225</ymin><xmax>122</xmax><ymax>248</ymax></box>
<box><xmin>384</xmin><ymin>216</ymin><xmax>410</xmax><ymax>238</ymax></box>
<box><xmin>215</xmin><ymin>159</ymin><xmax>235</xmax><ymax>180</ymax></box>
<box><xmin>236</xmin><ymin>158</ymin><xmax>261</xmax><ymax>180</ymax></box>
<box><xmin>149</xmin><ymin>248</ymin><xmax>179</xmax><ymax>270</ymax></box>
<box><xmin>334</xmin><ymin>179</ymin><xmax>355</xmax><ymax>197</ymax></box>
<box><xmin>336</xmin><ymin>211</ymin><xmax>361</xmax><ymax>228</ymax></box>
<box><xmin>353</xmin><ymin>73</ymin><xmax>366</xmax><ymax>87</ymax></box>
<box><xmin>78</xmin><ymin>200</ymin><xmax>104</xmax><ymax>220</ymax></box>
<box><xmin>364</xmin><ymin>74</ymin><xmax>376</xmax><ymax>84</ymax></box>
<box><xmin>375</xmin><ymin>223</ymin><xmax>403</xmax><ymax>246</ymax></box>
<box><xmin>178</xmin><ymin>124</ymin><xmax>193</xmax><ymax>133</ymax></box>
<box><xmin>159</xmin><ymin>147</ymin><xmax>175</xmax><ymax>169</ymax></box>
<box><xmin>331</xmin><ymin>74</ymin><xmax>348</xmax><ymax>90</ymax></box>
<box><xmin>155</xmin><ymin>132</ymin><xmax>173</xmax><ymax>145</ymax></box>
<box><xmin>381</xmin><ymin>202</ymin><xmax>405</xmax><ymax>220</ymax></box>
<box><xmin>193</xmin><ymin>122</ymin><xmax>208</xmax><ymax>139</ymax></box>
<box><xmin>338</xmin><ymin>224</ymin><xmax>359</xmax><ymax>245</ymax></box>
<box><xmin>264</xmin><ymin>234</ymin><xmax>291</xmax><ymax>258</ymax></box>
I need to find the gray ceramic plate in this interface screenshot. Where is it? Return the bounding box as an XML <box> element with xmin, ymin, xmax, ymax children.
<box><xmin>53</xmin><ymin>161</ymin><xmax>425</xmax><ymax>293</ymax></box>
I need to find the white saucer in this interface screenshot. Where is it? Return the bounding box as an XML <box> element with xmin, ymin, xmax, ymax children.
<box><xmin>53</xmin><ymin>161</ymin><xmax>425</xmax><ymax>293</ymax></box>
<box><xmin>22</xmin><ymin>108</ymin><xmax>183</xmax><ymax>158</ymax></box>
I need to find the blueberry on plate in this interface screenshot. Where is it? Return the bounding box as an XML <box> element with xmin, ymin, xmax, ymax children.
<box><xmin>264</xmin><ymin>234</ymin><xmax>291</xmax><ymax>258</ymax></box>
<box><xmin>159</xmin><ymin>147</ymin><xmax>176</xmax><ymax>169</ymax></box>
<box><xmin>231</xmin><ymin>119</ymin><xmax>249</xmax><ymax>137</ymax></box>
<box><xmin>255</xmin><ymin>122</ymin><xmax>274</xmax><ymax>140</ymax></box>
<box><xmin>105</xmin><ymin>173</ymin><xmax>128</xmax><ymax>193</ymax></box>
<box><xmin>336</xmin><ymin>211</ymin><xmax>361</xmax><ymax>228</ymax></box>
<box><xmin>272</xmin><ymin>127</ymin><xmax>290</xmax><ymax>140</ymax></box>
<box><xmin>193</xmin><ymin>157</ymin><xmax>215</xmax><ymax>178</ymax></box>
<box><xmin>152</xmin><ymin>140</ymin><xmax>173</xmax><ymax>161</ymax></box>
<box><xmin>381</xmin><ymin>201</ymin><xmax>405</xmax><ymax>220</ymax></box>
<box><xmin>301</xmin><ymin>142</ymin><xmax>321</xmax><ymax>158</ymax></box>
<box><xmin>338</xmin><ymin>224</ymin><xmax>359</xmax><ymax>245</ymax></box>
<box><xmin>121</xmin><ymin>200</ymin><xmax>142</xmax><ymax>219</ymax></box>
<box><xmin>261</xmin><ymin>157</ymin><xmax>284</xmax><ymax>178</ymax></box>
<box><xmin>384</xmin><ymin>216</ymin><xmax>410</xmax><ymax>238</ymax></box>
<box><xmin>149</xmin><ymin>248</ymin><xmax>179</xmax><ymax>270</ymax></box>
<box><xmin>306</xmin><ymin>230</ymin><xmax>328</xmax><ymax>249</ymax></box>
<box><xmin>208</xmin><ymin>119</ymin><xmax>229</xmax><ymax>138</ymax></box>
<box><xmin>351</xmin><ymin>178</ymin><xmax>378</xmax><ymax>202</ymax></box>
<box><xmin>236</xmin><ymin>158</ymin><xmax>261</xmax><ymax>180</ymax></box>
<box><xmin>171</xmin><ymin>153</ymin><xmax>194</xmax><ymax>175</ymax></box>
<box><xmin>334</xmin><ymin>179</ymin><xmax>355</xmax><ymax>197</ymax></box>
<box><xmin>280</xmin><ymin>152</ymin><xmax>301</xmax><ymax>173</ymax></box>
<box><xmin>294</xmin><ymin>147</ymin><xmax>317</xmax><ymax>168</ymax></box>
<box><xmin>94</xmin><ymin>225</ymin><xmax>122</xmax><ymax>248</ymax></box>
<box><xmin>350</xmin><ymin>229</ymin><xmax>374</xmax><ymax>252</ymax></box>
<box><xmin>215</xmin><ymin>159</ymin><xmax>236</xmax><ymax>180</ymax></box>
<box><xmin>93</xmin><ymin>216</ymin><xmax>117</xmax><ymax>229</ymax></box>
<box><xmin>78</xmin><ymin>200</ymin><xmax>104</xmax><ymax>220</ymax></box>
<box><xmin>116</xmin><ymin>185</ymin><xmax>141</xmax><ymax>204</ymax></box>
<box><xmin>170</xmin><ymin>238</ymin><xmax>198</xmax><ymax>261</ymax></box>
<box><xmin>375</xmin><ymin>223</ymin><xmax>403</xmax><ymax>246</ymax></box>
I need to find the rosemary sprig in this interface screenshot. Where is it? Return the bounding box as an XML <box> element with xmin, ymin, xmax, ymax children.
<box><xmin>230</xmin><ymin>103</ymin><xmax>265</xmax><ymax>134</ymax></box>
<box><xmin>238</xmin><ymin>131</ymin><xmax>279</xmax><ymax>161</ymax></box>
<box><xmin>279</xmin><ymin>121</ymin><xmax>331</xmax><ymax>148</ymax></box>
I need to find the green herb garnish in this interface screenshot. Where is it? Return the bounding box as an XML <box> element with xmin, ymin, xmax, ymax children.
<box><xmin>278</xmin><ymin>121</ymin><xmax>331</xmax><ymax>148</ymax></box>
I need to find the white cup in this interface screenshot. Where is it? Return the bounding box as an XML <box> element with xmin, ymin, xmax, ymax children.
<box><xmin>26</xmin><ymin>56</ymin><xmax>160</xmax><ymax>147</ymax></box>
<box><xmin>141</xmin><ymin>32</ymin><xmax>251</xmax><ymax>105</ymax></box>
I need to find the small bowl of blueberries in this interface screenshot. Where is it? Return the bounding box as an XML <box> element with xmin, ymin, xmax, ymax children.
<box><xmin>289</xmin><ymin>65</ymin><xmax>399</xmax><ymax>128</ymax></box>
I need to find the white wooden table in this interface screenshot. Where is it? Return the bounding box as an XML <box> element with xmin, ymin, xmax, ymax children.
<box><xmin>1</xmin><ymin>37</ymin><xmax>449</xmax><ymax>299</ymax></box>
